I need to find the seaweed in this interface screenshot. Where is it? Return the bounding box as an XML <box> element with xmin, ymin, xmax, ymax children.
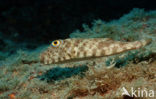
<box><xmin>106</xmin><ymin>50</ymin><xmax>153</xmax><ymax>68</ymax></box>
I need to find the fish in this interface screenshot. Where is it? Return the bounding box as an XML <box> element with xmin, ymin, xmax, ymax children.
<box><xmin>40</xmin><ymin>38</ymin><xmax>152</xmax><ymax>64</ymax></box>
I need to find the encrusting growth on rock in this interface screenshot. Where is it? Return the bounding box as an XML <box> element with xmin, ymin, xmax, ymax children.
<box><xmin>40</xmin><ymin>38</ymin><xmax>152</xmax><ymax>64</ymax></box>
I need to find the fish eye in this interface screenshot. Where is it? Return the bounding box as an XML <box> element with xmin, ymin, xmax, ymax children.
<box><xmin>51</xmin><ymin>40</ymin><xmax>60</xmax><ymax>47</ymax></box>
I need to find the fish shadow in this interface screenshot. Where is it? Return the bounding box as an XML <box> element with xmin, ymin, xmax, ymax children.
<box><xmin>38</xmin><ymin>65</ymin><xmax>88</xmax><ymax>83</ymax></box>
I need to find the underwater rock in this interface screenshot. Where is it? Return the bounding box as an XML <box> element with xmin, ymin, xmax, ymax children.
<box><xmin>0</xmin><ymin>8</ymin><xmax>156</xmax><ymax>99</ymax></box>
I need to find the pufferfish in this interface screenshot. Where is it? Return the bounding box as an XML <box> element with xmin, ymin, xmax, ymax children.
<box><xmin>40</xmin><ymin>38</ymin><xmax>151</xmax><ymax>64</ymax></box>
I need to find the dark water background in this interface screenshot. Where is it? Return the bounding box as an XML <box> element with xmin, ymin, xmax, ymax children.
<box><xmin>0</xmin><ymin>0</ymin><xmax>155</xmax><ymax>58</ymax></box>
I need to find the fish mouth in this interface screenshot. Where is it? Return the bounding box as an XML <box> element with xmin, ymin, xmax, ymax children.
<box><xmin>40</xmin><ymin>54</ymin><xmax>45</xmax><ymax>64</ymax></box>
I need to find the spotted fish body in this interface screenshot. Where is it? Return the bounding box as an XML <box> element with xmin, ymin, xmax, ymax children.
<box><xmin>40</xmin><ymin>38</ymin><xmax>151</xmax><ymax>64</ymax></box>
